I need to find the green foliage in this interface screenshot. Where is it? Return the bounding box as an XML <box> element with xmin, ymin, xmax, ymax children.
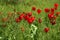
<box><xmin>0</xmin><ymin>0</ymin><xmax>21</xmax><ymax>4</ymax></box>
<box><xmin>0</xmin><ymin>0</ymin><xmax>60</xmax><ymax>40</ymax></box>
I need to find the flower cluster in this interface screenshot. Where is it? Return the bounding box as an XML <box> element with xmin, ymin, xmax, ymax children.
<box><xmin>1</xmin><ymin>3</ymin><xmax>60</xmax><ymax>33</ymax></box>
<box><xmin>44</xmin><ymin>3</ymin><xmax>60</xmax><ymax>25</ymax></box>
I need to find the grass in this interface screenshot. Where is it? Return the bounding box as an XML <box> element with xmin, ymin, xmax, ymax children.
<box><xmin>0</xmin><ymin>0</ymin><xmax>60</xmax><ymax>40</ymax></box>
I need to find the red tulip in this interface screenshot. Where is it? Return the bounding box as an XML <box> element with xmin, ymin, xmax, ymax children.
<box><xmin>38</xmin><ymin>18</ymin><xmax>42</xmax><ymax>23</ymax></box>
<box><xmin>53</xmin><ymin>16</ymin><xmax>57</xmax><ymax>19</ymax></box>
<box><xmin>31</xmin><ymin>16</ymin><xmax>35</xmax><ymax>21</ymax></box>
<box><xmin>54</xmin><ymin>3</ymin><xmax>58</xmax><ymax>7</ymax></box>
<box><xmin>27</xmin><ymin>12</ymin><xmax>32</xmax><ymax>17</ymax></box>
<box><xmin>56</xmin><ymin>12</ymin><xmax>60</xmax><ymax>16</ymax></box>
<box><xmin>51</xmin><ymin>21</ymin><xmax>56</xmax><ymax>25</ymax></box>
<box><xmin>51</xmin><ymin>8</ymin><xmax>55</xmax><ymax>13</ymax></box>
<box><xmin>15</xmin><ymin>18</ymin><xmax>20</xmax><ymax>23</ymax></box>
<box><xmin>19</xmin><ymin>13</ymin><xmax>25</xmax><ymax>20</ymax></box>
<box><xmin>48</xmin><ymin>13</ymin><xmax>54</xmax><ymax>20</ymax></box>
<box><xmin>37</xmin><ymin>9</ymin><xmax>41</xmax><ymax>14</ymax></box>
<box><xmin>24</xmin><ymin>15</ymin><xmax>30</xmax><ymax>20</ymax></box>
<box><xmin>27</xmin><ymin>18</ymin><xmax>33</xmax><ymax>24</ymax></box>
<box><xmin>50</xmin><ymin>20</ymin><xmax>56</xmax><ymax>25</ymax></box>
<box><xmin>44</xmin><ymin>27</ymin><xmax>49</xmax><ymax>33</ymax></box>
<box><xmin>54</xmin><ymin>3</ymin><xmax>59</xmax><ymax>10</ymax></box>
<box><xmin>44</xmin><ymin>8</ymin><xmax>50</xmax><ymax>13</ymax></box>
<box><xmin>32</xmin><ymin>6</ymin><xmax>36</xmax><ymax>11</ymax></box>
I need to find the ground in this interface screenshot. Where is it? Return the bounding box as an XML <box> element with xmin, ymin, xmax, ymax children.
<box><xmin>0</xmin><ymin>0</ymin><xmax>60</xmax><ymax>40</ymax></box>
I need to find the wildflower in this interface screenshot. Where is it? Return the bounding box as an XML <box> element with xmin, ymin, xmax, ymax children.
<box><xmin>54</xmin><ymin>3</ymin><xmax>59</xmax><ymax>10</ymax></box>
<box><xmin>37</xmin><ymin>9</ymin><xmax>41</xmax><ymax>14</ymax></box>
<box><xmin>19</xmin><ymin>13</ymin><xmax>25</xmax><ymax>20</ymax></box>
<box><xmin>44</xmin><ymin>27</ymin><xmax>49</xmax><ymax>33</ymax></box>
<box><xmin>44</xmin><ymin>8</ymin><xmax>50</xmax><ymax>13</ymax></box>
<box><xmin>15</xmin><ymin>18</ymin><xmax>20</xmax><ymax>23</ymax></box>
<box><xmin>32</xmin><ymin>6</ymin><xmax>36</xmax><ymax>11</ymax></box>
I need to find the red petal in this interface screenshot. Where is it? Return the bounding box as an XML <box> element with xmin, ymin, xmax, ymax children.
<box><xmin>19</xmin><ymin>13</ymin><xmax>25</xmax><ymax>20</ymax></box>
<box><xmin>54</xmin><ymin>3</ymin><xmax>59</xmax><ymax>10</ymax></box>
<box><xmin>44</xmin><ymin>28</ymin><xmax>49</xmax><ymax>33</ymax></box>
<box><xmin>54</xmin><ymin>3</ymin><xmax>58</xmax><ymax>7</ymax></box>
<box><xmin>51</xmin><ymin>8</ymin><xmax>55</xmax><ymax>13</ymax></box>
<box><xmin>15</xmin><ymin>18</ymin><xmax>20</xmax><ymax>23</ymax></box>
<box><xmin>27</xmin><ymin>18</ymin><xmax>33</xmax><ymax>24</ymax></box>
<box><xmin>31</xmin><ymin>16</ymin><xmax>35</xmax><ymax>21</ymax></box>
<box><xmin>48</xmin><ymin>13</ymin><xmax>54</xmax><ymax>20</ymax></box>
<box><xmin>24</xmin><ymin>15</ymin><xmax>30</xmax><ymax>20</ymax></box>
<box><xmin>27</xmin><ymin>12</ymin><xmax>32</xmax><ymax>17</ymax></box>
<box><xmin>37</xmin><ymin>9</ymin><xmax>41</xmax><ymax>14</ymax></box>
<box><xmin>56</xmin><ymin>12</ymin><xmax>60</xmax><ymax>16</ymax></box>
<box><xmin>44</xmin><ymin>8</ymin><xmax>50</xmax><ymax>13</ymax></box>
<box><xmin>32</xmin><ymin>6</ymin><xmax>36</xmax><ymax>11</ymax></box>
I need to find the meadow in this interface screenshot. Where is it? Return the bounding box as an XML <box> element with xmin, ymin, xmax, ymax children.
<box><xmin>0</xmin><ymin>0</ymin><xmax>60</xmax><ymax>40</ymax></box>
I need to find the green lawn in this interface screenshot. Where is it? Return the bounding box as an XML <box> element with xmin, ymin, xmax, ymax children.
<box><xmin>0</xmin><ymin>0</ymin><xmax>60</xmax><ymax>40</ymax></box>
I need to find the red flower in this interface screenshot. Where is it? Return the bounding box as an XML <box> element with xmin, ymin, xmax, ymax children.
<box><xmin>53</xmin><ymin>16</ymin><xmax>57</xmax><ymax>20</ymax></box>
<box><xmin>37</xmin><ymin>9</ymin><xmax>41</xmax><ymax>14</ymax></box>
<box><xmin>48</xmin><ymin>13</ymin><xmax>54</xmax><ymax>20</ymax></box>
<box><xmin>27</xmin><ymin>17</ymin><xmax>33</xmax><ymax>24</ymax></box>
<box><xmin>32</xmin><ymin>6</ymin><xmax>36</xmax><ymax>11</ymax></box>
<box><xmin>24</xmin><ymin>15</ymin><xmax>30</xmax><ymax>20</ymax></box>
<box><xmin>31</xmin><ymin>16</ymin><xmax>35</xmax><ymax>21</ymax></box>
<box><xmin>51</xmin><ymin>8</ymin><xmax>55</xmax><ymax>13</ymax></box>
<box><xmin>50</xmin><ymin>20</ymin><xmax>56</xmax><ymax>25</ymax></box>
<box><xmin>54</xmin><ymin>3</ymin><xmax>59</xmax><ymax>10</ymax></box>
<box><xmin>44</xmin><ymin>8</ymin><xmax>50</xmax><ymax>13</ymax></box>
<box><xmin>27</xmin><ymin>12</ymin><xmax>32</xmax><ymax>17</ymax></box>
<box><xmin>54</xmin><ymin>3</ymin><xmax>58</xmax><ymax>7</ymax></box>
<box><xmin>38</xmin><ymin>18</ymin><xmax>42</xmax><ymax>23</ymax></box>
<box><xmin>15</xmin><ymin>18</ymin><xmax>20</xmax><ymax>23</ymax></box>
<box><xmin>56</xmin><ymin>12</ymin><xmax>60</xmax><ymax>16</ymax></box>
<box><xmin>19</xmin><ymin>13</ymin><xmax>25</xmax><ymax>20</ymax></box>
<box><xmin>44</xmin><ymin>27</ymin><xmax>49</xmax><ymax>33</ymax></box>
